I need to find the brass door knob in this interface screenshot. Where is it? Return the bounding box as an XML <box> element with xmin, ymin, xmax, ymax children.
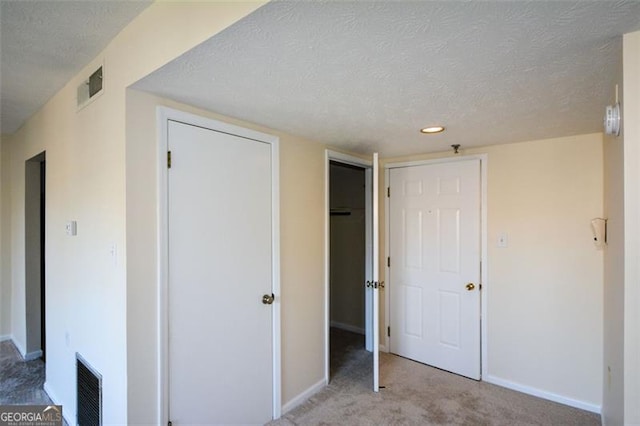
<box><xmin>466</xmin><ymin>283</ymin><xmax>475</xmax><ymax>291</ymax></box>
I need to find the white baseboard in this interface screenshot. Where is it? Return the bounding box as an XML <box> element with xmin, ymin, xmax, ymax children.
<box><xmin>24</xmin><ymin>349</ymin><xmax>43</xmax><ymax>361</ymax></box>
<box><xmin>6</xmin><ymin>337</ymin><xmax>42</xmax><ymax>361</ymax></box>
<box><xmin>379</xmin><ymin>344</ymin><xmax>388</xmax><ymax>352</ymax></box>
<box><xmin>483</xmin><ymin>374</ymin><xmax>601</xmax><ymax>414</ymax></box>
<box><xmin>43</xmin><ymin>382</ymin><xmax>59</xmax><ymax>404</ymax></box>
<box><xmin>44</xmin><ymin>382</ymin><xmax>74</xmax><ymax>426</ymax></box>
<box><xmin>0</xmin><ymin>334</ymin><xmax>11</xmax><ymax>342</ymax></box>
<box><xmin>330</xmin><ymin>321</ymin><xmax>365</xmax><ymax>335</ymax></box>
<box><xmin>12</xmin><ymin>338</ymin><xmax>27</xmax><ymax>359</ymax></box>
<box><xmin>281</xmin><ymin>379</ymin><xmax>326</xmax><ymax>415</ymax></box>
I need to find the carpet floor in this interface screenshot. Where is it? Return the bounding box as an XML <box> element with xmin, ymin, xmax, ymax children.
<box><xmin>1</xmin><ymin>332</ymin><xmax>601</xmax><ymax>425</ymax></box>
<box><xmin>270</xmin><ymin>328</ymin><xmax>601</xmax><ymax>426</ymax></box>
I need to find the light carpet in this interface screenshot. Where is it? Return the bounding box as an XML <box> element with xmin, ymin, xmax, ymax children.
<box><xmin>269</xmin><ymin>328</ymin><xmax>600</xmax><ymax>426</ymax></box>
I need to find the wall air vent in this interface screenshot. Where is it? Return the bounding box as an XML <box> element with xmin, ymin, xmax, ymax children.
<box><xmin>76</xmin><ymin>353</ymin><xmax>102</xmax><ymax>426</ymax></box>
<box><xmin>77</xmin><ymin>66</ymin><xmax>103</xmax><ymax>110</ymax></box>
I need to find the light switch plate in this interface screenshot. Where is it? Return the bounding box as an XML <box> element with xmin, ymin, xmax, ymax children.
<box><xmin>497</xmin><ymin>232</ymin><xmax>508</xmax><ymax>248</ymax></box>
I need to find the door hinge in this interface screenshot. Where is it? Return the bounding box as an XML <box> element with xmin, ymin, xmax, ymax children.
<box><xmin>479</xmin><ymin>284</ymin><xmax>482</xmax><ymax>290</ymax></box>
<box><xmin>387</xmin><ymin>257</ymin><xmax>390</xmax><ymax>267</ymax></box>
<box><xmin>168</xmin><ymin>421</ymin><xmax>172</xmax><ymax>426</ymax></box>
<box><xmin>387</xmin><ymin>187</ymin><xmax>390</xmax><ymax>197</ymax></box>
<box><xmin>167</xmin><ymin>151</ymin><xmax>172</xmax><ymax>169</ymax></box>
<box><xmin>387</xmin><ymin>326</ymin><xmax>390</xmax><ymax>337</ymax></box>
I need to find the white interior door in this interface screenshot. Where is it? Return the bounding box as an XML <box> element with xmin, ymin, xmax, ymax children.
<box><xmin>389</xmin><ymin>159</ymin><xmax>481</xmax><ymax>380</ymax></box>
<box><xmin>167</xmin><ymin>120</ymin><xmax>274</xmax><ymax>424</ymax></box>
<box><xmin>365</xmin><ymin>168</ymin><xmax>373</xmax><ymax>352</ymax></box>
<box><xmin>372</xmin><ymin>152</ymin><xmax>380</xmax><ymax>391</ymax></box>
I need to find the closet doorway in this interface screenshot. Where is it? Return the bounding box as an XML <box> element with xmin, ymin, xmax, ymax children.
<box><xmin>25</xmin><ymin>152</ymin><xmax>46</xmax><ymax>362</ymax></box>
<box><xmin>325</xmin><ymin>151</ymin><xmax>373</xmax><ymax>384</ymax></box>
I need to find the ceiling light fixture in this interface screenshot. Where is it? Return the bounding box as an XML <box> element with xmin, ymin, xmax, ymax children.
<box><xmin>420</xmin><ymin>126</ymin><xmax>445</xmax><ymax>134</ymax></box>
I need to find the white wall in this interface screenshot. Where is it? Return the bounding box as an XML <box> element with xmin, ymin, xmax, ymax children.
<box><xmin>3</xmin><ymin>72</ymin><xmax>130</xmax><ymax>421</ymax></box>
<box><xmin>623</xmin><ymin>30</ymin><xmax>640</xmax><ymax>426</ymax></box>
<box><xmin>602</xmin><ymin>49</ymin><xmax>625</xmax><ymax>425</ymax></box>
<box><xmin>0</xmin><ymin>3</ymin><xmax>266</xmax><ymax>424</ymax></box>
<box><xmin>382</xmin><ymin>133</ymin><xmax>604</xmax><ymax>411</ymax></box>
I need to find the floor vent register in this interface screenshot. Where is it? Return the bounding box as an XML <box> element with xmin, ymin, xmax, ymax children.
<box><xmin>76</xmin><ymin>353</ymin><xmax>102</xmax><ymax>426</ymax></box>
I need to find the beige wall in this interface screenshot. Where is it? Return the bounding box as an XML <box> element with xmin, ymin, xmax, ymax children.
<box><xmin>126</xmin><ymin>89</ymin><xmax>328</xmax><ymax>422</ymax></box>
<box><xmin>602</xmin><ymin>53</ymin><xmax>625</xmax><ymax>425</ymax></box>
<box><xmin>382</xmin><ymin>133</ymin><xmax>604</xmax><ymax>410</ymax></box>
<box><xmin>0</xmin><ymin>135</ymin><xmax>9</xmax><ymax>339</ymax></box>
<box><xmin>623</xmin><ymin>30</ymin><xmax>640</xmax><ymax>426</ymax></box>
<box><xmin>279</xmin><ymin>128</ymin><xmax>327</xmax><ymax>405</ymax></box>
<box><xmin>0</xmin><ymin>2</ymin><xmax>265</xmax><ymax>424</ymax></box>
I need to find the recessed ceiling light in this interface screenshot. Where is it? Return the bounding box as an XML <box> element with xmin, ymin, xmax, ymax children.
<box><xmin>420</xmin><ymin>126</ymin><xmax>445</xmax><ymax>134</ymax></box>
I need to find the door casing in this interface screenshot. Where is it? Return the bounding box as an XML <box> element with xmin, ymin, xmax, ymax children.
<box><xmin>383</xmin><ymin>154</ymin><xmax>488</xmax><ymax>377</ymax></box>
<box><xmin>156</xmin><ymin>107</ymin><xmax>281</xmax><ymax>422</ymax></box>
<box><xmin>25</xmin><ymin>151</ymin><xmax>46</xmax><ymax>362</ymax></box>
<box><xmin>324</xmin><ymin>150</ymin><xmax>374</xmax><ymax>385</ymax></box>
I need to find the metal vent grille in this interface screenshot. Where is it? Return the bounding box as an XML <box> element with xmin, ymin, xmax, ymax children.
<box><xmin>76</xmin><ymin>65</ymin><xmax>103</xmax><ymax>110</ymax></box>
<box><xmin>76</xmin><ymin>354</ymin><xmax>102</xmax><ymax>426</ymax></box>
<box><xmin>88</xmin><ymin>67</ymin><xmax>103</xmax><ymax>98</ymax></box>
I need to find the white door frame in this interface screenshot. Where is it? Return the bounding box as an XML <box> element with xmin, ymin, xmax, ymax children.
<box><xmin>156</xmin><ymin>106</ymin><xmax>281</xmax><ymax>422</ymax></box>
<box><xmin>324</xmin><ymin>150</ymin><xmax>373</xmax><ymax>384</ymax></box>
<box><xmin>383</xmin><ymin>154</ymin><xmax>488</xmax><ymax>377</ymax></box>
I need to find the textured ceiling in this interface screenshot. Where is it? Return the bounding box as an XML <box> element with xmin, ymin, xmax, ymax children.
<box><xmin>0</xmin><ymin>0</ymin><xmax>151</xmax><ymax>134</ymax></box>
<box><xmin>134</xmin><ymin>1</ymin><xmax>640</xmax><ymax>157</ymax></box>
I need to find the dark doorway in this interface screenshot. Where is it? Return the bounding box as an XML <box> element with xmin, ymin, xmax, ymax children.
<box><xmin>329</xmin><ymin>161</ymin><xmax>367</xmax><ymax>379</ymax></box>
<box><xmin>25</xmin><ymin>152</ymin><xmax>45</xmax><ymax>362</ymax></box>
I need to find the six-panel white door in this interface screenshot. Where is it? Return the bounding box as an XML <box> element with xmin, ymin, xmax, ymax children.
<box><xmin>167</xmin><ymin>120</ymin><xmax>274</xmax><ymax>424</ymax></box>
<box><xmin>389</xmin><ymin>159</ymin><xmax>481</xmax><ymax>379</ymax></box>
